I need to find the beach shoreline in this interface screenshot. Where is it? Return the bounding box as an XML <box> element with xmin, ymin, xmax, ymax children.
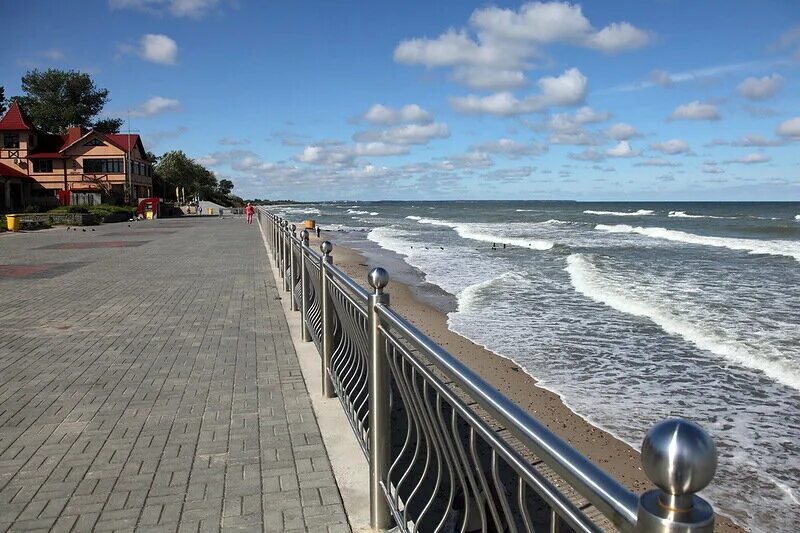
<box><xmin>306</xmin><ymin>228</ymin><xmax>742</xmax><ymax>533</ymax></box>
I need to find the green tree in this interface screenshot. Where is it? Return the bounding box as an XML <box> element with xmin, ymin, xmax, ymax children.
<box><xmin>93</xmin><ymin>117</ymin><xmax>124</xmax><ymax>134</ymax></box>
<box><xmin>16</xmin><ymin>69</ymin><xmax>116</xmax><ymax>134</ymax></box>
<box><xmin>218</xmin><ymin>179</ymin><xmax>234</xmax><ymax>195</ymax></box>
<box><xmin>156</xmin><ymin>150</ymin><xmax>218</xmax><ymax>199</ymax></box>
<box><xmin>0</xmin><ymin>86</ymin><xmax>6</xmax><ymax>116</ymax></box>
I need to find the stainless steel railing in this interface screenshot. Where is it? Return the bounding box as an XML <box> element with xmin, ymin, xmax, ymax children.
<box><xmin>259</xmin><ymin>209</ymin><xmax>719</xmax><ymax>533</ymax></box>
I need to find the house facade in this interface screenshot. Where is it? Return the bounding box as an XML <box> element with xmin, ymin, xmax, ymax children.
<box><xmin>0</xmin><ymin>101</ymin><xmax>153</xmax><ymax>211</ymax></box>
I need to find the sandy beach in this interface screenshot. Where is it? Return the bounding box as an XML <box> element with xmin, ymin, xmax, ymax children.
<box><xmin>305</xmin><ymin>228</ymin><xmax>742</xmax><ymax>533</ymax></box>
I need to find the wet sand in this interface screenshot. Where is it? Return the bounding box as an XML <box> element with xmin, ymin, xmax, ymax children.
<box><xmin>305</xmin><ymin>228</ymin><xmax>742</xmax><ymax>532</ymax></box>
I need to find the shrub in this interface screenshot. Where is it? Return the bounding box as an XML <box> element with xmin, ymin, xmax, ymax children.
<box><xmin>23</xmin><ymin>204</ymin><xmax>42</xmax><ymax>213</ymax></box>
<box><xmin>49</xmin><ymin>206</ymin><xmax>89</xmax><ymax>214</ymax></box>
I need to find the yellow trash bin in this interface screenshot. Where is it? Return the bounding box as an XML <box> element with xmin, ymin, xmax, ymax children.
<box><xmin>6</xmin><ymin>214</ymin><xmax>21</xmax><ymax>232</ymax></box>
<box><xmin>304</xmin><ymin>219</ymin><xmax>316</xmax><ymax>229</ymax></box>
<box><xmin>145</xmin><ymin>211</ymin><xmax>154</xmax><ymax>220</ymax></box>
<box><xmin>208</xmin><ymin>208</ymin><xmax>214</xmax><ymax>215</ymax></box>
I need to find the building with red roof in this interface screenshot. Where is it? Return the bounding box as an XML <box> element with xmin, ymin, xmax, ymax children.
<box><xmin>0</xmin><ymin>101</ymin><xmax>153</xmax><ymax>211</ymax></box>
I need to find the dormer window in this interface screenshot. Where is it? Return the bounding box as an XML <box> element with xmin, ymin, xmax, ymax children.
<box><xmin>84</xmin><ymin>138</ymin><xmax>106</xmax><ymax>147</ymax></box>
<box><xmin>3</xmin><ymin>133</ymin><xmax>19</xmax><ymax>149</ymax></box>
<box><xmin>33</xmin><ymin>160</ymin><xmax>53</xmax><ymax>173</ymax></box>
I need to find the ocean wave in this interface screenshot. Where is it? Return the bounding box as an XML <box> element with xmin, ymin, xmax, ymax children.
<box><xmin>405</xmin><ymin>215</ymin><xmax>422</xmax><ymax>220</ymax></box>
<box><xmin>668</xmin><ymin>211</ymin><xmax>736</xmax><ymax>219</ymax></box>
<box><xmin>515</xmin><ymin>209</ymin><xmax>535</xmax><ymax>212</ymax></box>
<box><xmin>369</xmin><ymin>212</ymin><xmax>379</xmax><ymax>216</ymax></box>
<box><xmin>347</xmin><ymin>209</ymin><xmax>370</xmax><ymax>215</ymax></box>
<box><xmin>595</xmin><ymin>224</ymin><xmax>800</xmax><ymax>262</ymax></box>
<box><xmin>540</xmin><ymin>219</ymin><xmax>576</xmax><ymax>225</ymax></box>
<box><xmin>565</xmin><ymin>253</ymin><xmax>800</xmax><ymax>392</ymax></box>
<box><xmin>796</xmin><ymin>215</ymin><xmax>800</xmax><ymax>220</ymax></box>
<box><xmin>415</xmin><ymin>217</ymin><xmax>555</xmax><ymax>250</ymax></box>
<box><xmin>584</xmin><ymin>209</ymin><xmax>654</xmax><ymax>216</ymax></box>
<box><xmin>281</xmin><ymin>207</ymin><xmax>320</xmax><ymax>215</ymax></box>
<box><xmin>457</xmin><ymin>272</ymin><xmax>522</xmax><ymax>313</ymax></box>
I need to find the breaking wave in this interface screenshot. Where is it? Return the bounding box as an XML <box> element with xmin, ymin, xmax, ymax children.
<box><xmin>595</xmin><ymin>224</ymin><xmax>800</xmax><ymax>262</ymax></box>
<box><xmin>415</xmin><ymin>218</ymin><xmax>554</xmax><ymax>250</ymax></box>
<box><xmin>584</xmin><ymin>209</ymin><xmax>654</xmax><ymax>216</ymax></box>
<box><xmin>668</xmin><ymin>211</ymin><xmax>736</xmax><ymax>219</ymax></box>
<box><xmin>565</xmin><ymin>253</ymin><xmax>800</xmax><ymax>391</ymax></box>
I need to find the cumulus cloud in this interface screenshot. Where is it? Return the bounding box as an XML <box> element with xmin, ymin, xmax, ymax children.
<box><xmin>606</xmin><ymin>140</ymin><xmax>640</xmax><ymax>158</ymax></box>
<box><xmin>568</xmin><ymin>148</ymin><xmax>606</xmax><ymax>162</ymax></box>
<box><xmin>702</xmin><ymin>163</ymin><xmax>724</xmax><ymax>174</ymax></box>
<box><xmin>356</xmin><ymin>122</ymin><xmax>450</xmax><ymax>145</ymax></box>
<box><xmin>219</xmin><ymin>137</ymin><xmax>249</xmax><ymax>146</ymax></box>
<box><xmin>451</xmin><ymin>68</ymin><xmax>587</xmax><ymax>116</ymax></box>
<box><xmin>130</xmin><ymin>96</ymin><xmax>180</xmax><ymax>117</ymax></box>
<box><xmin>394</xmin><ymin>2</ymin><xmax>651</xmax><ymax>88</ymax></box>
<box><xmin>605</xmin><ymin>122</ymin><xmax>640</xmax><ymax>140</ymax></box>
<box><xmin>635</xmin><ymin>158</ymin><xmax>681</xmax><ymax>167</ymax></box>
<box><xmin>650</xmin><ymin>139</ymin><xmax>691</xmax><ymax>155</ymax></box>
<box><xmin>141</xmin><ymin>34</ymin><xmax>178</xmax><ymax>64</ymax></box>
<box><xmin>669</xmin><ymin>101</ymin><xmax>720</xmax><ymax>121</ymax></box>
<box><xmin>452</xmin><ymin>67</ymin><xmax>528</xmax><ymax>91</ymax></box>
<box><xmin>648</xmin><ymin>69</ymin><xmax>672</xmax><ymax>87</ymax></box>
<box><xmin>470</xmin><ymin>138</ymin><xmax>548</xmax><ymax>158</ymax></box>
<box><xmin>737</xmin><ymin>74</ymin><xmax>784</xmax><ymax>100</ymax></box>
<box><xmin>294</xmin><ymin>142</ymin><xmax>410</xmax><ymax>167</ymax></box>
<box><xmin>549</xmin><ymin>131</ymin><xmax>602</xmax><ymax>146</ymax></box>
<box><xmin>362</xmin><ymin>104</ymin><xmax>432</xmax><ymax>125</ymax></box>
<box><xmin>110</xmin><ymin>0</ymin><xmax>219</xmax><ymax>18</ymax></box>
<box><xmin>776</xmin><ymin>117</ymin><xmax>800</xmax><ymax>138</ymax></box>
<box><xmin>724</xmin><ymin>153</ymin><xmax>771</xmax><ymax>164</ymax></box>
<box><xmin>706</xmin><ymin>135</ymin><xmax>786</xmax><ymax>147</ymax></box>
<box><xmin>435</xmin><ymin>151</ymin><xmax>494</xmax><ymax>170</ymax></box>
<box><xmin>585</xmin><ymin>22</ymin><xmax>652</xmax><ymax>53</ymax></box>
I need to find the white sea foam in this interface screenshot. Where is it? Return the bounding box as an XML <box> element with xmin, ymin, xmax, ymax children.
<box><xmin>456</xmin><ymin>272</ymin><xmax>520</xmax><ymax>313</ymax></box>
<box><xmin>795</xmin><ymin>214</ymin><xmax>800</xmax><ymax>220</ymax></box>
<box><xmin>583</xmin><ymin>209</ymin><xmax>655</xmax><ymax>216</ymax></box>
<box><xmin>515</xmin><ymin>209</ymin><xmax>535</xmax><ymax>212</ymax></box>
<box><xmin>595</xmin><ymin>224</ymin><xmax>800</xmax><ymax>262</ymax></box>
<box><xmin>405</xmin><ymin>215</ymin><xmax>422</xmax><ymax>220</ymax></box>
<box><xmin>347</xmin><ymin>209</ymin><xmax>370</xmax><ymax>215</ymax></box>
<box><xmin>369</xmin><ymin>212</ymin><xmax>379</xmax><ymax>216</ymax></box>
<box><xmin>415</xmin><ymin>217</ymin><xmax>555</xmax><ymax>250</ymax></box>
<box><xmin>281</xmin><ymin>207</ymin><xmax>320</xmax><ymax>215</ymax></box>
<box><xmin>565</xmin><ymin>253</ymin><xmax>800</xmax><ymax>392</ymax></box>
<box><xmin>668</xmin><ymin>211</ymin><xmax>735</xmax><ymax>219</ymax></box>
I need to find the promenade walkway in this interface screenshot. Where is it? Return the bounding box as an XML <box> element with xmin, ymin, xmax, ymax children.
<box><xmin>0</xmin><ymin>218</ymin><xmax>349</xmax><ymax>532</ymax></box>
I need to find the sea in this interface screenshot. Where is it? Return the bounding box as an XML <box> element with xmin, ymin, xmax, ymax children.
<box><xmin>270</xmin><ymin>201</ymin><xmax>800</xmax><ymax>533</ymax></box>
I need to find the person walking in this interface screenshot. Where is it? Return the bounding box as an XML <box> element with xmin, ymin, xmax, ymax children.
<box><xmin>245</xmin><ymin>203</ymin><xmax>255</xmax><ymax>225</ymax></box>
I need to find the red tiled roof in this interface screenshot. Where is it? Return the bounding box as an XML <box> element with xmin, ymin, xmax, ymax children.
<box><xmin>0</xmin><ymin>102</ymin><xmax>35</xmax><ymax>131</ymax></box>
<box><xmin>0</xmin><ymin>162</ymin><xmax>30</xmax><ymax>179</ymax></box>
<box><xmin>106</xmin><ymin>134</ymin><xmax>142</xmax><ymax>152</ymax></box>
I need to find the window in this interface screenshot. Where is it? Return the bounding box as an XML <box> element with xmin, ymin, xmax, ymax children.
<box><xmin>84</xmin><ymin>158</ymin><xmax>124</xmax><ymax>173</ymax></box>
<box><xmin>84</xmin><ymin>138</ymin><xmax>106</xmax><ymax>147</ymax></box>
<box><xmin>33</xmin><ymin>160</ymin><xmax>54</xmax><ymax>173</ymax></box>
<box><xmin>3</xmin><ymin>134</ymin><xmax>19</xmax><ymax>149</ymax></box>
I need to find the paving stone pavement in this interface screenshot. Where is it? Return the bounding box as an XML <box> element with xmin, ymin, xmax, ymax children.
<box><xmin>0</xmin><ymin>218</ymin><xmax>350</xmax><ymax>532</ymax></box>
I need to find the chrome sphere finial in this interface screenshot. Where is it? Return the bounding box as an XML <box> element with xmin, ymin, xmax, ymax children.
<box><xmin>281</xmin><ymin>220</ymin><xmax>288</xmax><ymax>228</ymax></box>
<box><xmin>641</xmin><ymin>418</ymin><xmax>717</xmax><ymax>498</ymax></box>
<box><xmin>320</xmin><ymin>241</ymin><xmax>333</xmax><ymax>255</ymax></box>
<box><xmin>368</xmin><ymin>267</ymin><xmax>389</xmax><ymax>292</ymax></box>
<box><xmin>290</xmin><ymin>223</ymin><xmax>296</xmax><ymax>232</ymax></box>
<box><xmin>300</xmin><ymin>229</ymin><xmax>309</xmax><ymax>241</ymax></box>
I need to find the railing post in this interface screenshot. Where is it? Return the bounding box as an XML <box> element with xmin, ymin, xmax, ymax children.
<box><xmin>367</xmin><ymin>267</ymin><xmax>392</xmax><ymax>530</ymax></box>
<box><xmin>320</xmin><ymin>241</ymin><xmax>335</xmax><ymax>399</ymax></box>
<box><xmin>289</xmin><ymin>224</ymin><xmax>298</xmax><ymax>308</ymax></box>
<box><xmin>636</xmin><ymin>418</ymin><xmax>717</xmax><ymax>533</ymax></box>
<box><xmin>300</xmin><ymin>229</ymin><xmax>311</xmax><ymax>342</ymax></box>
<box><xmin>279</xmin><ymin>220</ymin><xmax>287</xmax><ymax>279</ymax></box>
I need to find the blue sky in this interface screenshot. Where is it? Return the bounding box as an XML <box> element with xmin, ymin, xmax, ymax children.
<box><xmin>2</xmin><ymin>0</ymin><xmax>799</xmax><ymax>201</ymax></box>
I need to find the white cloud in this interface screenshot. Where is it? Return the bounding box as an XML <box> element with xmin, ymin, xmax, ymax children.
<box><xmin>707</xmin><ymin>135</ymin><xmax>786</xmax><ymax>147</ymax></box>
<box><xmin>725</xmin><ymin>153</ymin><xmax>771</xmax><ymax>164</ymax></box>
<box><xmin>669</xmin><ymin>101</ymin><xmax>720</xmax><ymax>121</ymax></box>
<box><xmin>394</xmin><ymin>2</ymin><xmax>651</xmax><ymax>88</ymax></box>
<box><xmin>363</xmin><ymin>104</ymin><xmax>431</xmax><ymax>125</ymax></box>
<box><xmin>378</xmin><ymin>123</ymin><xmax>450</xmax><ymax>145</ymax></box>
<box><xmin>295</xmin><ymin>146</ymin><xmax>354</xmax><ymax>166</ymax></box>
<box><xmin>451</xmin><ymin>68</ymin><xmax>587</xmax><ymax>116</ymax></box>
<box><xmin>737</xmin><ymin>74</ymin><xmax>784</xmax><ymax>100</ymax></box>
<box><xmin>130</xmin><ymin>96</ymin><xmax>180</xmax><ymax>117</ymax></box>
<box><xmin>353</xmin><ymin>142</ymin><xmax>409</xmax><ymax>157</ymax></box>
<box><xmin>606</xmin><ymin>140</ymin><xmax>640</xmax><ymax>158</ymax></box>
<box><xmin>648</xmin><ymin>69</ymin><xmax>672</xmax><ymax>87</ymax></box>
<box><xmin>436</xmin><ymin>151</ymin><xmax>494</xmax><ymax>170</ymax></box>
<box><xmin>635</xmin><ymin>158</ymin><xmax>680</xmax><ymax>167</ymax></box>
<box><xmin>569</xmin><ymin>148</ymin><xmax>606</xmax><ymax>162</ymax></box>
<box><xmin>650</xmin><ymin>139</ymin><xmax>691</xmax><ymax>155</ymax></box>
<box><xmin>40</xmin><ymin>49</ymin><xmax>65</xmax><ymax>61</ymax></box>
<box><xmin>452</xmin><ymin>67</ymin><xmax>528</xmax><ymax>91</ymax></box>
<box><xmin>776</xmin><ymin>117</ymin><xmax>800</xmax><ymax>138</ymax></box>
<box><xmin>702</xmin><ymin>163</ymin><xmax>724</xmax><ymax>174</ymax></box>
<box><xmin>110</xmin><ymin>0</ymin><xmax>219</xmax><ymax>18</ymax></box>
<box><xmin>141</xmin><ymin>34</ymin><xmax>178</xmax><ymax>64</ymax></box>
<box><xmin>470</xmin><ymin>138</ymin><xmax>547</xmax><ymax>158</ymax></box>
<box><xmin>585</xmin><ymin>22</ymin><xmax>652</xmax><ymax>53</ymax></box>
<box><xmin>605</xmin><ymin>122</ymin><xmax>640</xmax><ymax>140</ymax></box>
<box><xmin>293</xmin><ymin>141</ymin><xmax>410</xmax><ymax>167</ymax></box>
<box><xmin>549</xmin><ymin>131</ymin><xmax>601</xmax><ymax>146</ymax></box>
<box><xmin>219</xmin><ymin>137</ymin><xmax>249</xmax><ymax>146</ymax></box>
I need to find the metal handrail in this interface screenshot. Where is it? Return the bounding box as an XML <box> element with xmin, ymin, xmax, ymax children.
<box><xmin>259</xmin><ymin>209</ymin><xmax>720</xmax><ymax>533</ymax></box>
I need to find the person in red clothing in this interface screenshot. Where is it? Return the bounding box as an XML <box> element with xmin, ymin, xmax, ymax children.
<box><xmin>244</xmin><ymin>203</ymin><xmax>255</xmax><ymax>224</ymax></box>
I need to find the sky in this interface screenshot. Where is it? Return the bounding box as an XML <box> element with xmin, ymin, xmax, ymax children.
<box><xmin>2</xmin><ymin>0</ymin><xmax>799</xmax><ymax>201</ymax></box>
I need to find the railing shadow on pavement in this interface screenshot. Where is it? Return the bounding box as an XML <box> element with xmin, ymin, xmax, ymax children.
<box><xmin>258</xmin><ymin>208</ymin><xmax>720</xmax><ymax>533</ymax></box>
